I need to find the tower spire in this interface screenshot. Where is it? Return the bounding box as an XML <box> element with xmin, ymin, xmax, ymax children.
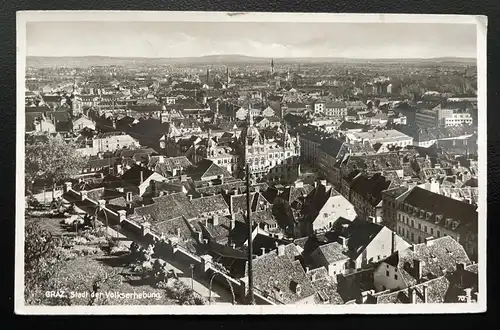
<box><xmin>271</xmin><ymin>58</ymin><xmax>274</xmax><ymax>76</ymax></box>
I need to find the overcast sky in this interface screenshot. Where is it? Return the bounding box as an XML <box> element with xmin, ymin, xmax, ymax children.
<box><xmin>26</xmin><ymin>21</ymin><xmax>477</xmax><ymax>59</ymax></box>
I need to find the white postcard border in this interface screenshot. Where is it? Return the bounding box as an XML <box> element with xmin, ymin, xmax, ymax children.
<box><xmin>15</xmin><ymin>11</ymin><xmax>488</xmax><ymax>315</ymax></box>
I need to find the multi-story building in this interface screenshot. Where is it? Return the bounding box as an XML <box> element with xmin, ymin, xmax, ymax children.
<box><xmin>76</xmin><ymin>132</ymin><xmax>139</xmax><ymax>156</ymax></box>
<box><xmin>395</xmin><ymin>186</ymin><xmax>478</xmax><ymax>261</ymax></box>
<box><xmin>237</xmin><ymin>112</ymin><xmax>301</xmax><ymax>183</ymax></box>
<box><xmin>415</xmin><ymin>106</ymin><xmax>473</xmax><ymax>128</ymax></box>
<box><xmin>345</xmin><ymin>130</ymin><xmax>413</xmax><ymax>149</ymax></box>
<box><xmin>324</xmin><ymin>101</ymin><xmax>347</xmax><ymax>118</ymax></box>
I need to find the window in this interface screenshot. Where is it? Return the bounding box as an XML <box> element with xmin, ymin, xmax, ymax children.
<box><xmin>412</xmin><ymin>220</ymin><xmax>415</xmax><ymax>227</ymax></box>
<box><xmin>411</xmin><ymin>233</ymin><xmax>414</xmax><ymax>241</ymax></box>
<box><xmin>418</xmin><ymin>223</ymin><xmax>421</xmax><ymax>230</ymax></box>
<box><xmin>394</xmin><ymin>274</ymin><xmax>398</xmax><ymax>280</ymax></box>
<box><xmin>398</xmin><ymin>214</ymin><xmax>401</xmax><ymax>221</ymax></box>
<box><xmin>424</xmin><ymin>225</ymin><xmax>428</xmax><ymax>233</ymax></box>
<box><xmin>430</xmin><ymin>228</ymin><xmax>434</xmax><ymax>235</ymax></box>
<box><xmin>386</xmin><ymin>270</ymin><xmax>389</xmax><ymax>276</ymax></box>
<box><xmin>418</xmin><ymin>236</ymin><xmax>421</xmax><ymax>243</ymax></box>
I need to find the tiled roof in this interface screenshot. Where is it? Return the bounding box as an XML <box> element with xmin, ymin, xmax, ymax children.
<box><xmin>229</xmin><ymin>192</ymin><xmax>270</xmax><ymax>214</ymax></box>
<box><xmin>385</xmin><ymin>236</ymin><xmax>472</xmax><ymax>287</ymax></box>
<box><xmin>191</xmin><ymin>194</ymin><xmax>229</xmax><ymax>215</ymax></box>
<box><xmin>343</xmin><ymin>153</ymin><xmax>403</xmax><ymax>172</ymax></box>
<box><xmin>316</xmin><ymin>242</ymin><xmax>349</xmax><ymax>264</ymax></box>
<box><xmin>133</xmin><ymin>192</ymin><xmax>198</xmax><ymax>223</ymax></box>
<box><xmin>147</xmin><ymin>156</ymin><xmax>193</xmax><ymax>177</ymax></box>
<box><xmin>337</xmin><ymin>268</ymin><xmax>376</xmax><ymax>302</ymax></box>
<box><xmin>310</xmin><ymin>272</ymin><xmax>345</xmax><ymax>304</ymax></box>
<box><xmin>249</xmin><ymin>244</ymin><xmax>316</xmax><ymax>304</ymax></box>
<box><xmin>278</xmin><ymin>184</ymin><xmax>314</xmax><ymax>204</ymax></box>
<box><xmin>349</xmin><ymin>172</ymin><xmax>393</xmax><ymax>207</ymax></box>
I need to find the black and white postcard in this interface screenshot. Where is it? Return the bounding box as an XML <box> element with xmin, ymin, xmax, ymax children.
<box><xmin>15</xmin><ymin>11</ymin><xmax>487</xmax><ymax>314</ymax></box>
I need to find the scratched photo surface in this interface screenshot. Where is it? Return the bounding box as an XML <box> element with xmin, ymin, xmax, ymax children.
<box><xmin>16</xmin><ymin>11</ymin><xmax>487</xmax><ymax>314</ymax></box>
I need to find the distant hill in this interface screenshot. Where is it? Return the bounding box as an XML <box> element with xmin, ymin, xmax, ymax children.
<box><xmin>26</xmin><ymin>54</ymin><xmax>477</xmax><ymax>68</ymax></box>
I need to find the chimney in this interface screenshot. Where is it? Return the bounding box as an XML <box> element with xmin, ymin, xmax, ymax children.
<box><xmin>456</xmin><ymin>262</ymin><xmax>466</xmax><ymax>272</ymax></box>
<box><xmin>218</xmin><ymin>174</ymin><xmax>224</xmax><ymax>184</ymax></box>
<box><xmin>368</xmin><ymin>216</ymin><xmax>376</xmax><ymax>223</ymax></box>
<box><xmin>187</xmin><ymin>194</ymin><xmax>192</xmax><ymax>200</ymax></box>
<box><xmin>425</xmin><ymin>236</ymin><xmax>435</xmax><ymax>246</ymax></box>
<box><xmin>117</xmin><ymin>209</ymin><xmax>127</xmax><ymax>223</ymax></box>
<box><xmin>232</xmin><ymin>188</ymin><xmax>238</xmax><ymax>195</ymax></box>
<box><xmin>463</xmin><ymin>288</ymin><xmax>472</xmax><ymax>303</ymax></box>
<box><xmin>63</xmin><ymin>181</ymin><xmax>73</xmax><ymax>193</ymax></box>
<box><xmin>224</xmin><ymin>189</ymin><xmax>229</xmax><ymax>195</ymax></box>
<box><xmin>422</xmin><ymin>285</ymin><xmax>429</xmax><ymax>303</ymax></box>
<box><xmin>231</xmin><ymin>243</ymin><xmax>236</xmax><ymax>249</ymax></box>
<box><xmin>277</xmin><ymin>244</ymin><xmax>285</xmax><ymax>256</ymax></box>
<box><xmin>391</xmin><ymin>230</ymin><xmax>396</xmax><ymax>254</ymax></box>
<box><xmin>158</xmin><ymin>156</ymin><xmax>165</xmax><ymax>164</ymax></box>
<box><xmin>212</xmin><ymin>214</ymin><xmax>219</xmax><ymax>226</ymax></box>
<box><xmin>340</xmin><ymin>236</ymin><xmax>349</xmax><ymax>249</ymax></box>
<box><xmin>314</xmin><ymin>181</ymin><xmax>318</xmax><ymax>188</ymax></box>
<box><xmin>140</xmin><ymin>170</ymin><xmax>144</xmax><ymax>184</ymax></box>
<box><xmin>126</xmin><ymin>191</ymin><xmax>132</xmax><ymax>202</ymax></box>
<box><xmin>414</xmin><ymin>259</ymin><xmax>423</xmax><ymax>281</ymax></box>
<box><xmin>261</xmin><ymin>247</ymin><xmax>266</xmax><ymax>256</ymax></box>
<box><xmin>197</xmin><ymin>231</ymin><xmax>203</xmax><ymax>242</ymax></box>
<box><xmin>177</xmin><ymin>228</ymin><xmax>181</xmax><ymax>238</ymax></box>
<box><xmin>230</xmin><ymin>218</ymin><xmax>236</xmax><ymax>230</ymax></box>
<box><xmin>409</xmin><ymin>287</ymin><xmax>417</xmax><ymax>304</ymax></box>
<box><xmin>254</xmin><ymin>186</ymin><xmax>260</xmax><ymax>193</ymax></box>
<box><xmin>320</xmin><ymin>179</ymin><xmax>327</xmax><ymax>187</ymax></box>
<box><xmin>305</xmin><ymin>266</ymin><xmax>310</xmax><ymax>273</ymax></box>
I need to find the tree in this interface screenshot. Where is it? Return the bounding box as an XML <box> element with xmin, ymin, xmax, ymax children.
<box><xmin>25</xmin><ymin>134</ymin><xmax>86</xmax><ymax>199</ymax></box>
<box><xmin>24</xmin><ymin>219</ymin><xmax>70</xmax><ymax>305</ymax></box>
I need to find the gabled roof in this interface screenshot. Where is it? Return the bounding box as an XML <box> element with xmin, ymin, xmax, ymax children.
<box><xmin>383</xmin><ymin>236</ymin><xmax>472</xmax><ymax>287</ymax></box>
<box><xmin>190</xmin><ymin>159</ymin><xmax>233</xmax><ymax>181</ymax></box>
<box><xmin>190</xmin><ymin>194</ymin><xmax>230</xmax><ymax>215</ymax></box>
<box><xmin>315</xmin><ymin>242</ymin><xmax>349</xmax><ymax>264</ymax></box>
<box><xmin>328</xmin><ymin>218</ymin><xmax>385</xmax><ymax>260</ymax></box>
<box><xmin>121</xmin><ymin>165</ymin><xmax>155</xmax><ymax>186</ymax></box>
<box><xmin>133</xmin><ymin>192</ymin><xmax>198</xmax><ymax>223</ymax></box>
<box><xmin>249</xmin><ymin>244</ymin><xmax>316</xmax><ymax>304</ymax></box>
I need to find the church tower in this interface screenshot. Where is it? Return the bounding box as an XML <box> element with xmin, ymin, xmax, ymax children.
<box><xmin>206</xmin><ymin>68</ymin><xmax>210</xmax><ymax>85</ymax></box>
<box><xmin>226</xmin><ymin>67</ymin><xmax>231</xmax><ymax>85</ymax></box>
<box><xmin>271</xmin><ymin>59</ymin><xmax>275</xmax><ymax>76</ymax></box>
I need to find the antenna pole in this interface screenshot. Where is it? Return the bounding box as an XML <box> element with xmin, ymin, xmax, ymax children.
<box><xmin>246</xmin><ymin>162</ymin><xmax>255</xmax><ymax>305</ymax></box>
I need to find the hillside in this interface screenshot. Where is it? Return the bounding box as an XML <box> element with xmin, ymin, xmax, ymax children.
<box><xmin>26</xmin><ymin>54</ymin><xmax>477</xmax><ymax>68</ymax></box>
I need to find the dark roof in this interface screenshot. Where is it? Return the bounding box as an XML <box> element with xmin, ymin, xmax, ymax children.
<box><xmin>319</xmin><ymin>138</ymin><xmax>345</xmax><ymax>159</ymax></box>
<box><xmin>121</xmin><ymin>165</ymin><xmax>155</xmax><ymax>186</ymax></box>
<box><xmin>401</xmin><ymin>187</ymin><xmax>478</xmax><ymax>235</ymax></box>
<box><xmin>328</xmin><ymin>218</ymin><xmax>385</xmax><ymax>260</ymax></box>
<box><xmin>338</xmin><ymin>121</ymin><xmax>371</xmax><ymax>131</ymax></box>
<box><xmin>132</xmin><ymin>192</ymin><xmax>198</xmax><ymax>223</ymax></box>
<box><xmin>349</xmin><ymin>173</ymin><xmax>393</xmax><ymax>207</ymax></box>
<box><xmin>190</xmin><ymin>159</ymin><xmax>233</xmax><ymax>181</ymax></box>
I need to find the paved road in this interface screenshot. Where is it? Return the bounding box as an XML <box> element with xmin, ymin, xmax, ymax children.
<box><xmin>71</xmin><ymin>204</ymin><xmax>235</xmax><ymax>305</ymax></box>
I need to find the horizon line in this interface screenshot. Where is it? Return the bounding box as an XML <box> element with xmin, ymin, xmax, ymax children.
<box><xmin>26</xmin><ymin>54</ymin><xmax>477</xmax><ymax>60</ymax></box>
